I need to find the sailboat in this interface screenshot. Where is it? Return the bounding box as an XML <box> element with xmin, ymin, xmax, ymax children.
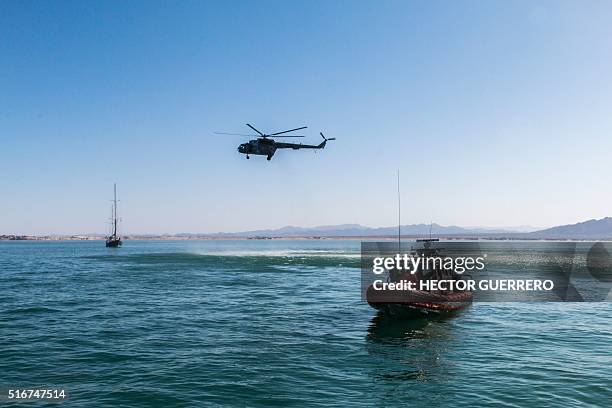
<box><xmin>105</xmin><ymin>183</ymin><xmax>122</xmax><ymax>248</ymax></box>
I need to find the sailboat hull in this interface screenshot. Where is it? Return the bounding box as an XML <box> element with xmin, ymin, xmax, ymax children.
<box><xmin>105</xmin><ymin>238</ymin><xmax>122</xmax><ymax>248</ymax></box>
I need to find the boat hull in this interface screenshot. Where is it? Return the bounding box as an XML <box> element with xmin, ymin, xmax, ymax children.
<box><xmin>366</xmin><ymin>284</ymin><xmax>472</xmax><ymax>318</ymax></box>
<box><xmin>105</xmin><ymin>238</ymin><xmax>122</xmax><ymax>248</ymax></box>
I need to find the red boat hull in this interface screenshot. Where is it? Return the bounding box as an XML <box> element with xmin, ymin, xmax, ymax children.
<box><xmin>366</xmin><ymin>284</ymin><xmax>473</xmax><ymax>317</ymax></box>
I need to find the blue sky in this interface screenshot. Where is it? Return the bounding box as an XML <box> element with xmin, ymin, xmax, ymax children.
<box><xmin>2</xmin><ymin>0</ymin><xmax>612</xmax><ymax>234</ymax></box>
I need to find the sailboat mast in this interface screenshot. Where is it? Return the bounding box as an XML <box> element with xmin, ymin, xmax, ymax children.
<box><xmin>113</xmin><ymin>183</ymin><xmax>118</xmax><ymax>237</ymax></box>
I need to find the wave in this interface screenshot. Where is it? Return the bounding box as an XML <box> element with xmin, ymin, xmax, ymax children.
<box><xmin>84</xmin><ymin>251</ymin><xmax>361</xmax><ymax>270</ymax></box>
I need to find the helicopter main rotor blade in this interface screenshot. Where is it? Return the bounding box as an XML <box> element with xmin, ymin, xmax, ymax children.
<box><xmin>270</xmin><ymin>126</ymin><xmax>308</xmax><ymax>136</ymax></box>
<box><xmin>270</xmin><ymin>135</ymin><xmax>305</xmax><ymax>138</ymax></box>
<box><xmin>246</xmin><ymin>124</ymin><xmax>265</xmax><ymax>137</ymax></box>
<box><xmin>214</xmin><ymin>132</ymin><xmax>259</xmax><ymax>136</ymax></box>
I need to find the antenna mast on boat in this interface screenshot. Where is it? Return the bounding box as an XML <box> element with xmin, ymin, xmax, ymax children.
<box><xmin>397</xmin><ymin>169</ymin><xmax>401</xmax><ymax>252</ymax></box>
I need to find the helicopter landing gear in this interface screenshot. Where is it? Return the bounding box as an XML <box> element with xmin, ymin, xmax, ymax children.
<box><xmin>246</xmin><ymin>155</ymin><xmax>250</xmax><ymax>159</ymax></box>
<box><xmin>266</xmin><ymin>155</ymin><xmax>272</xmax><ymax>161</ymax></box>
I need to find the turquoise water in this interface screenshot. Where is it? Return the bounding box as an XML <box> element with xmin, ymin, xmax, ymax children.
<box><xmin>1</xmin><ymin>240</ymin><xmax>610</xmax><ymax>407</ymax></box>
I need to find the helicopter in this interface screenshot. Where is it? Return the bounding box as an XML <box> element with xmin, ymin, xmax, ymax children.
<box><xmin>215</xmin><ymin>124</ymin><xmax>335</xmax><ymax>160</ymax></box>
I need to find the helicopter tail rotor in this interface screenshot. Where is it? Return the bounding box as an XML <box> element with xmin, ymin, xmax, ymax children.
<box><xmin>320</xmin><ymin>132</ymin><xmax>336</xmax><ymax>142</ymax></box>
<box><xmin>317</xmin><ymin>132</ymin><xmax>336</xmax><ymax>149</ymax></box>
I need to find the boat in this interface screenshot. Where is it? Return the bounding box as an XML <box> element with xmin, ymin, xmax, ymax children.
<box><xmin>366</xmin><ymin>238</ymin><xmax>473</xmax><ymax>318</ymax></box>
<box><xmin>365</xmin><ymin>171</ymin><xmax>472</xmax><ymax>318</ymax></box>
<box><xmin>105</xmin><ymin>183</ymin><xmax>122</xmax><ymax>248</ymax></box>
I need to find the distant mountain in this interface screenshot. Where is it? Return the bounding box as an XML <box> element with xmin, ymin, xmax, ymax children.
<box><xmin>529</xmin><ymin>217</ymin><xmax>612</xmax><ymax>239</ymax></box>
<box><xmin>465</xmin><ymin>225</ymin><xmax>539</xmax><ymax>233</ymax></box>
<box><xmin>201</xmin><ymin>223</ymin><xmax>522</xmax><ymax>238</ymax></box>
<box><xmin>138</xmin><ymin>218</ymin><xmax>612</xmax><ymax>239</ymax></box>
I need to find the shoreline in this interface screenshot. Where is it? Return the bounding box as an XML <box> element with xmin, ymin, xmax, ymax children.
<box><xmin>2</xmin><ymin>235</ymin><xmax>611</xmax><ymax>242</ymax></box>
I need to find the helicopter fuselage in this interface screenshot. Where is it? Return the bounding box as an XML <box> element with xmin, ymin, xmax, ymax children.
<box><xmin>238</xmin><ymin>139</ymin><xmax>277</xmax><ymax>159</ymax></box>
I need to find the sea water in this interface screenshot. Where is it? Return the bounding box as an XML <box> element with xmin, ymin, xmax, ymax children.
<box><xmin>1</xmin><ymin>240</ymin><xmax>610</xmax><ymax>407</ymax></box>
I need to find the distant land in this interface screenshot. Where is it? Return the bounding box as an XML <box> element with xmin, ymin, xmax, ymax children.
<box><xmin>4</xmin><ymin>217</ymin><xmax>612</xmax><ymax>241</ymax></box>
<box><xmin>186</xmin><ymin>223</ymin><xmax>532</xmax><ymax>238</ymax></box>
<box><xmin>528</xmin><ymin>217</ymin><xmax>612</xmax><ymax>239</ymax></box>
